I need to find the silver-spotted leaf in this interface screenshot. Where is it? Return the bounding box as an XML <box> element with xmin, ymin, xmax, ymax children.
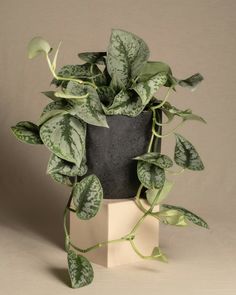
<box><xmin>67</xmin><ymin>250</ymin><xmax>94</xmax><ymax>288</ymax></box>
<box><xmin>161</xmin><ymin>204</ymin><xmax>209</xmax><ymax>229</ymax></box>
<box><xmin>174</xmin><ymin>133</ymin><xmax>204</xmax><ymax>171</ymax></box>
<box><xmin>47</xmin><ymin>154</ymin><xmax>87</xmax><ymax>177</ymax></box>
<box><xmin>78</xmin><ymin>52</ymin><xmax>106</xmax><ymax>65</ymax></box>
<box><xmin>151</xmin><ymin>247</ymin><xmax>168</xmax><ymax>262</ymax></box>
<box><xmin>72</xmin><ymin>174</ymin><xmax>103</xmax><ymax>220</ymax></box>
<box><xmin>40</xmin><ymin>114</ymin><xmax>86</xmax><ymax>167</ymax></box>
<box><xmin>146</xmin><ymin>179</ymin><xmax>174</xmax><ymax>206</ymax></box>
<box><xmin>137</xmin><ymin>161</ymin><xmax>165</xmax><ymax>189</ymax></box>
<box><xmin>11</xmin><ymin>121</ymin><xmax>43</xmax><ymax>144</ymax></box>
<box><xmin>134</xmin><ymin>152</ymin><xmax>173</xmax><ymax>169</ymax></box>
<box><xmin>50</xmin><ymin>172</ymin><xmax>73</xmax><ymax>186</ymax></box>
<box><xmin>66</xmin><ymin>82</ymin><xmax>108</xmax><ymax>127</ymax></box>
<box><xmin>131</xmin><ymin>72</ymin><xmax>167</xmax><ymax>105</ymax></box>
<box><xmin>107</xmin><ymin>29</ymin><xmax>149</xmax><ymax>89</ymax></box>
<box><xmin>103</xmin><ymin>90</ymin><xmax>144</xmax><ymax>117</ymax></box>
<box><xmin>39</xmin><ymin>100</ymin><xmax>71</xmax><ymax>125</ymax></box>
<box><xmin>28</xmin><ymin>37</ymin><xmax>51</xmax><ymax>59</ymax></box>
<box><xmin>41</xmin><ymin>91</ymin><xmax>63</xmax><ymax>101</ymax></box>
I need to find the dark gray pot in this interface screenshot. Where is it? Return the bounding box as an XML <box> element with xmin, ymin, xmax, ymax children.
<box><xmin>86</xmin><ymin>111</ymin><xmax>161</xmax><ymax>199</ymax></box>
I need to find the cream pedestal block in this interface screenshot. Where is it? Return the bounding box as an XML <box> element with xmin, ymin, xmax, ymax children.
<box><xmin>70</xmin><ymin>199</ymin><xmax>159</xmax><ymax>267</ymax></box>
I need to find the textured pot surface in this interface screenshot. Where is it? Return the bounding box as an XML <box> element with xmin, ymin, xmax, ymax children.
<box><xmin>86</xmin><ymin>111</ymin><xmax>161</xmax><ymax>199</ymax></box>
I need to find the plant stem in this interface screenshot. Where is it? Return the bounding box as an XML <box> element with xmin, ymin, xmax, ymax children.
<box><xmin>152</xmin><ymin>87</ymin><xmax>172</xmax><ymax>110</ymax></box>
<box><xmin>129</xmin><ymin>240</ymin><xmax>154</xmax><ymax>260</ymax></box>
<box><xmin>152</xmin><ymin>119</ymin><xmax>184</xmax><ymax>138</ymax></box>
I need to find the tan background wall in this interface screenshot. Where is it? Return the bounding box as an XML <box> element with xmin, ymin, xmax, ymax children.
<box><xmin>0</xmin><ymin>1</ymin><xmax>236</xmax><ymax>294</ymax></box>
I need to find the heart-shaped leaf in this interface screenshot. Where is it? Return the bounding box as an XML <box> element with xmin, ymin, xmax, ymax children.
<box><xmin>40</xmin><ymin>114</ymin><xmax>86</xmax><ymax>167</ymax></box>
<box><xmin>72</xmin><ymin>174</ymin><xmax>103</xmax><ymax>220</ymax></box>
<box><xmin>107</xmin><ymin>29</ymin><xmax>150</xmax><ymax>89</ymax></box>
<box><xmin>65</xmin><ymin>82</ymin><xmax>108</xmax><ymax>128</ymax></box>
<box><xmin>67</xmin><ymin>250</ymin><xmax>94</xmax><ymax>288</ymax></box>
<box><xmin>174</xmin><ymin>133</ymin><xmax>204</xmax><ymax>171</ymax></box>
<box><xmin>134</xmin><ymin>152</ymin><xmax>173</xmax><ymax>169</ymax></box>
<box><xmin>138</xmin><ymin>61</ymin><xmax>172</xmax><ymax>82</ymax></box>
<box><xmin>137</xmin><ymin>161</ymin><xmax>165</xmax><ymax>189</ymax></box>
<box><xmin>11</xmin><ymin>121</ymin><xmax>43</xmax><ymax>144</ymax></box>
<box><xmin>78</xmin><ymin>52</ymin><xmax>106</xmax><ymax>64</ymax></box>
<box><xmin>39</xmin><ymin>100</ymin><xmax>71</xmax><ymax>125</ymax></box>
<box><xmin>103</xmin><ymin>90</ymin><xmax>144</xmax><ymax>117</ymax></box>
<box><xmin>28</xmin><ymin>37</ymin><xmax>51</xmax><ymax>59</ymax></box>
<box><xmin>146</xmin><ymin>179</ymin><xmax>174</xmax><ymax>205</ymax></box>
<box><xmin>47</xmin><ymin>154</ymin><xmax>87</xmax><ymax>177</ymax></box>
<box><xmin>131</xmin><ymin>72</ymin><xmax>167</xmax><ymax>105</ymax></box>
<box><xmin>151</xmin><ymin>247</ymin><xmax>168</xmax><ymax>262</ymax></box>
<box><xmin>161</xmin><ymin>204</ymin><xmax>209</xmax><ymax>229</ymax></box>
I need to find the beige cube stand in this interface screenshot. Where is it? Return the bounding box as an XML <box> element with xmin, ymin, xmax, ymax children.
<box><xmin>70</xmin><ymin>199</ymin><xmax>159</xmax><ymax>267</ymax></box>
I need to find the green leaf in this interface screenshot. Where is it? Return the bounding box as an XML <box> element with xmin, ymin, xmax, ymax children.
<box><xmin>146</xmin><ymin>180</ymin><xmax>174</xmax><ymax>206</ymax></box>
<box><xmin>138</xmin><ymin>61</ymin><xmax>172</xmax><ymax>82</ymax></box>
<box><xmin>67</xmin><ymin>250</ymin><xmax>94</xmax><ymax>288</ymax></box>
<box><xmin>11</xmin><ymin>121</ymin><xmax>43</xmax><ymax>144</ymax></box>
<box><xmin>78</xmin><ymin>52</ymin><xmax>106</xmax><ymax>64</ymax></box>
<box><xmin>107</xmin><ymin>29</ymin><xmax>150</xmax><ymax>89</ymax></box>
<box><xmin>177</xmin><ymin>73</ymin><xmax>204</xmax><ymax>91</ymax></box>
<box><xmin>72</xmin><ymin>174</ymin><xmax>103</xmax><ymax>220</ymax></box>
<box><xmin>134</xmin><ymin>152</ymin><xmax>173</xmax><ymax>169</ymax></box>
<box><xmin>52</xmin><ymin>63</ymin><xmax>106</xmax><ymax>87</ymax></box>
<box><xmin>40</xmin><ymin>114</ymin><xmax>86</xmax><ymax>167</ymax></box>
<box><xmin>151</xmin><ymin>247</ymin><xmax>168</xmax><ymax>262</ymax></box>
<box><xmin>96</xmin><ymin>86</ymin><xmax>116</xmax><ymax>106</ymax></box>
<box><xmin>103</xmin><ymin>89</ymin><xmax>144</xmax><ymax>117</ymax></box>
<box><xmin>174</xmin><ymin>133</ymin><xmax>204</xmax><ymax>171</ymax></box>
<box><xmin>41</xmin><ymin>91</ymin><xmax>63</xmax><ymax>101</ymax></box>
<box><xmin>161</xmin><ymin>204</ymin><xmax>209</xmax><ymax>229</ymax></box>
<box><xmin>39</xmin><ymin>100</ymin><xmax>72</xmax><ymax>125</ymax></box>
<box><xmin>131</xmin><ymin>72</ymin><xmax>167</xmax><ymax>105</ymax></box>
<box><xmin>156</xmin><ymin>209</ymin><xmax>188</xmax><ymax>226</ymax></box>
<box><xmin>66</xmin><ymin>82</ymin><xmax>109</xmax><ymax>128</ymax></box>
<box><xmin>161</xmin><ymin>103</ymin><xmax>206</xmax><ymax>124</ymax></box>
<box><xmin>28</xmin><ymin>37</ymin><xmax>51</xmax><ymax>59</ymax></box>
<box><xmin>137</xmin><ymin>161</ymin><xmax>165</xmax><ymax>189</ymax></box>
<box><xmin>50</xmin><ymin>172</ymin><xmax>74</xmax><ymax>186</ymax></box>
<box><xmin>47</xmin><ymin>154</ymin><xmax>87</xmax><ymax>177</ymax></box>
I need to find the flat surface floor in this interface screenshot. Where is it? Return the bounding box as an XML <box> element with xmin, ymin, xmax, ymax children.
<box><xmin>1</xmin><ymin>215</ymin><xmax>235</xmax><ymax>295</ymax></box>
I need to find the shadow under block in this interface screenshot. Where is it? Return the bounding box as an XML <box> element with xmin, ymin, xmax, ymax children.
<box><xmin>70</xmin><ymin>199</ymin><xmax>159</xmax><ymax>267</ymax></box>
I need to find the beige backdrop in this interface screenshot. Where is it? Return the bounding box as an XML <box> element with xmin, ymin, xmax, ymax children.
<box><xmin>0</xmin><ymin>0</ymin><xmax>236</xmax><ymax>294</ymax></box>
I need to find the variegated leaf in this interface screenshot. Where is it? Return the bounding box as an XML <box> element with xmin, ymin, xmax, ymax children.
<box><xmin>41</xmin><ymin>91</ymin><xmax>62</xmax><ymax>101</ymax></box>
<box><xmin>39</xmin><ymin>100</ymin><xmax>71</xmax><ymax>125</ymax></box>
<box><xmin>50</xmin><ymin>172</ymin><xmax>74</xmax><ymax>186</ymax></box>
<box><xmin>146</xmin><ymin>180</ymin><xmax>174</xmax><ymax>206</ymax></box>
<box><xmin>96</xmin><ymin>85</ymin><xmax>116</xmax><ymax>105</ymax></box>
<box><xmin>137</xmin><ymin>161</ymin><xmax>165</xmax><ymax>189</ymax></box>
<box><xmin>103</xmin><ymin>90</ymin><xmax>144</xmax><ymax>117</ymax></box>
<box><xmin>107</xmin><ymin>29</ymin><xmax>150</xmax><ymax>89</ymax></box>
<box><xmin>134</xmin><ymin>152</ymin><xmax>173</xmax><ymax>169</ymax></box>
<box><xmin>174</xmin><ymin>133</ymin><xmax>204</xmax><ymax>171</ymax></box>
<box><xmin>40</xmin><ymin>114</ymin><xmax>86</xmax><ymax>167</ymax></box>
<box><xmin>131</xmin><ymin>72</ymin><xmax>167</xmax><ymax>105</ymax></box>
<box><xmin>52</xmin><ymin>63</ymin><xmax>106</xmax><ymax>87</ymax></box>
<box><xmin>72</xmin><ymin>174</ymin><xmax>103</xmax><ymax>220</ymax></box>
<box><xmin>65</xmin><ymin>82</ymin><xmax>108</xmax><ymax>127</ymax></box>
<box><xmin>47</xmin><ymin>154</ymin><xmax>87</xmax><ymax>177</ymax></box>
<box><xmin>151</xmin><ymin>247</ymin><xmax>168</xmax><ymax>262</ymax></box>
<box><xmin>67</xmin><ymin>250</ymin><xmax>94</xmax><ymax>288</ymax></box>
<box><xmin>161</xmin><ymin>204</ymin><xmax>209</xmax><ymax>229</ymax></box>
<box><xmin>78</xmin><ymin>51</ymin><xmax>106</xmax><ymax>65</ymax></box>
<box><xmin>11</xmin><ymin>121</ymin><xmax>43</xmax><ymax>144</ymax></box>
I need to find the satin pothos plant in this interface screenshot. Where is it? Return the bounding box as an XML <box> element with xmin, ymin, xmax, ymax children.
<box><xmin>11</xmin><ymin>29</ymin><xmax>208</xmax><ymax>288</ymax></box>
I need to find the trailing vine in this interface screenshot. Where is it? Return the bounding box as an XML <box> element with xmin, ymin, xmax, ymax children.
<box><xmin>11</xmin><ymin>29</ymin><xmax>208</xmax><ymax>289</ymax></box>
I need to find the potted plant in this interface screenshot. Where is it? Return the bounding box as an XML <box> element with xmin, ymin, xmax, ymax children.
<box><xmin>11</xmin><ymin>29</ymin><xmax>208</xmax><ymax>288</ymax></box>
